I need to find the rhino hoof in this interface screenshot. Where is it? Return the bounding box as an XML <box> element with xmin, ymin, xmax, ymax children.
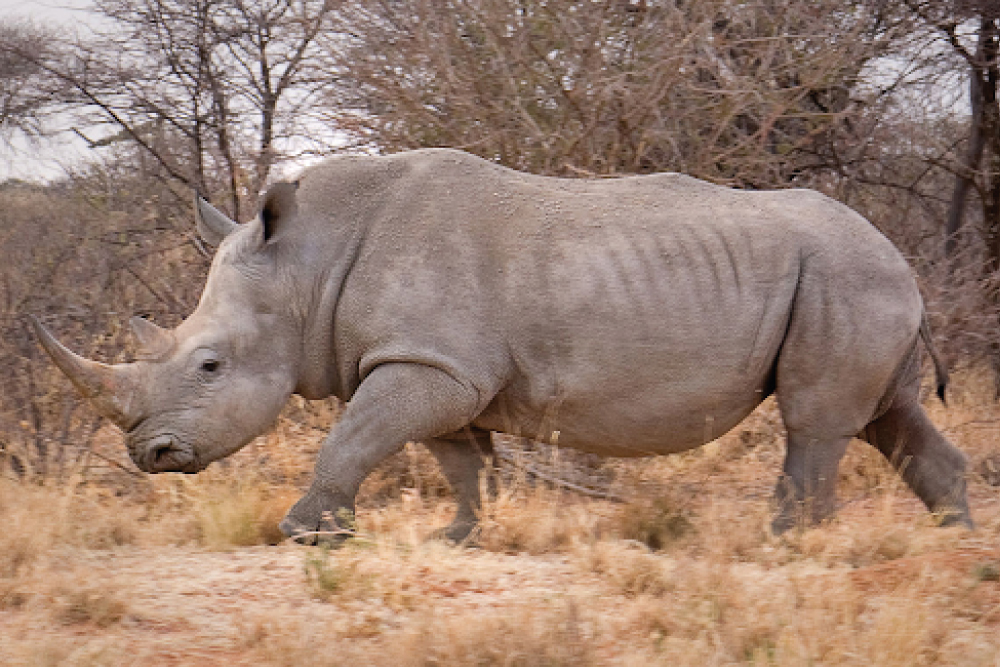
<box><xmin>428</xmin><ymin>522</ymin><xmax>478</xmax><ymax>546</ymax></box>
<box><xmin>279</xmin><ymin>517</ymin><xmax>355</xmax><ymax>548</ymax></box>
<box><xmin>936</xmin><ymin>510</ymin><xmax>974</xmax><ymax>530</ymax></box>
<box><xmin>279</xmin><ymin>518</ymin><xmax>317</xmax><ymax>546</ymax></box>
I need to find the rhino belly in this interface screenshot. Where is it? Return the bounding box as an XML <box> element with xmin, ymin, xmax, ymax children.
<box><xmin>474</xmin><ymin>369</ymin><xmax>771</xmax><ymax>457</ymax></box>
<box><xmin>472</xmin><ymin>305</ymin><xmax>783</xmax><ymax>457</ymax></box>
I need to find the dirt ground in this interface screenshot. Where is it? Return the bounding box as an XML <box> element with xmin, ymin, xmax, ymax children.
<box><xmin>2</xmin><ymin>375</ymin><xmax>1000</xmax><ymax>666</ymax></box>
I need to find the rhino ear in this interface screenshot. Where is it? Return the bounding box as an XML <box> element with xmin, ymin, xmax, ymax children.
<box><xmin>260</xmin><ymin>181</ymin><xmax>299</xmax><ymax>242</ymax></box>
<box><xmin>194</xmin><ymin>194</ymin><xmax>238</xmax><ymax>246</ymax></box>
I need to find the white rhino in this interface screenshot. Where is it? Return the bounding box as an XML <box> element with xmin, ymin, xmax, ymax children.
<box><xmin>34</xmin><ymin>148</ymin><xmax>972</xmax><ymax>539</ymax></box>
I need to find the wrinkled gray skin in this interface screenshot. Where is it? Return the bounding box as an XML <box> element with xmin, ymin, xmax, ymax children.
<box><xmin>35</xmin><ymin>148</ymin><xmax>973</xmax><ymax>540</ymax></box>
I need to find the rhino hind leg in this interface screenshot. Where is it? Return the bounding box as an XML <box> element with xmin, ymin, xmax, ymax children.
<box><xmin>279</xmin><ymin>362</ymin><xmax>481</xmax><ymax>545</ymax></box>
<box><xmin>424</xmin><ymin>428</ymin><xmax>496</xmax><ymax>544</ymax></box>
<box><xmin>861</xmin><ymin>396</ymin><xmax>973</xmax><ymax>528</ymax></box>
<box><xmin>771</xmin><ymin>434</ymin><xmax>851</xmax><ymax>534</ymax></box>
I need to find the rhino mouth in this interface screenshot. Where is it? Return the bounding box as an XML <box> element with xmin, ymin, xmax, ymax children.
<box><xmin>133</xmin><ymin>435</ymin><xmax>201</xmax><ymax>474</ymax></box>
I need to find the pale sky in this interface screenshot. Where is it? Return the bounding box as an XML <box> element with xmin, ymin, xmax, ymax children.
<box><xmin>0</xmin><ymin>0</ymin><xmax>89</xmax><ymax>26</ymax></box>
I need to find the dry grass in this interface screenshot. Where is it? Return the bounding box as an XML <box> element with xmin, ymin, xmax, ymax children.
<box><xmin>238</xmin><ymin>597</ymin><xmax>602</xmax><ymax>667</ymax></box>
<box><xmin>476</xmin><ymin>483</ymin><xmax>610</xmax><ymax>554</ymax></box>
<box><xmin>303</xmin><ymin>543</ymin><xmax>379</xmax><ymax>602</ymax></box>
<box><xmin>0</xmin><ymin>476</ymin><xmax>139</xmax><ymax>578</ymax></box>
<box><xmin>2</xmin><ymin>370</ymin><xmax>1000</xmax><ymax>665</ymax></box>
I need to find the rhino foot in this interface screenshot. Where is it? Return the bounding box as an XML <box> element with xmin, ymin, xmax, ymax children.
<box><xmin>279</xmin><ymin>511</ymin><xmax>357</xmax><ymax>547</ymax></box>
<box><xmin>278</xmin><ymin>516</ymin><xmax>318</xmax><ymax>545</ymax></box>
<box><xmin>280</xmin><ymin>487</ymin><xmax>357</xmax><ymax>547</ymax></box>
<box><xmin>770</xmin><ymin>495</ymin><xmax>839</xmax><ymax>536</ymax></box>
<box><xmin>428</xmin><ymin>520</ymin><xmax>479</xmax><ymax>546</ymax></box>
<box><xmin>935</xmin><ymin>507</ymin><xmax>974</xmax><ymax>530</ymax></box>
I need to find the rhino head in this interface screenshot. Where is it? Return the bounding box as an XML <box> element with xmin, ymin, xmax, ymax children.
<box><xmin>33</xmin><ymin>185</ymin><xmax>303</xmax><ymax>474</ymax></box>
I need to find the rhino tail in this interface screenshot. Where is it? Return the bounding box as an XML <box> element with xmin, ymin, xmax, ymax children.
<box><xmin>919</xmin><ymin>309</ymin><xmax>949</xmax><ymax>404</ymax></box>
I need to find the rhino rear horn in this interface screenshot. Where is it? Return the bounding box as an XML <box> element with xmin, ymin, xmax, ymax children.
<box><xmin>130</xmin><ymin>316</ymin><xmax>175</xmax><ymax>360</ymax></box>
<box><xmin>30</xmin><ymin>316</ymin><xmax>138</xmax><ymax>429</ymax></box>
<box><xmin>194</xmin><ymin>194</ymin><xmax>238</xmax><ymax>246</ymax></box>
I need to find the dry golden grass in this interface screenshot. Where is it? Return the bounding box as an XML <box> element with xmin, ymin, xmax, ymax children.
<box><xmin>2</xmin><ymin>370</ymin><xmax>1000</xmax><ymax>665</ymax></box>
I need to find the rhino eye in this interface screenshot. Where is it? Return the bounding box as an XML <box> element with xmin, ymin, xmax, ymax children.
<box><xmin>200</xmin><ymin>359</ymin><xmax>220</xmax><ymax>373</ymax></box>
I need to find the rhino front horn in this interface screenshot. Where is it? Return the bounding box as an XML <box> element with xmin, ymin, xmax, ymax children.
<box><xmin>30</xmin><ymin>316</ymin><xmax>138</xmax><ymax>429</ymax></box>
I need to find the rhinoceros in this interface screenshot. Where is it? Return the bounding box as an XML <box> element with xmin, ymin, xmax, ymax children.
<box><xmin>33</xmin><ymin>148</ymin><xmax>972</xmax><ymax>539</ymax></box>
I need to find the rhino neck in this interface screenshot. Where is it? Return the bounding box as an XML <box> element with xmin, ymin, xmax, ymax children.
<box><xmin>291</xmin><ymin>230</ymin><xmax>364</xmax><ymax>402</ymax></box>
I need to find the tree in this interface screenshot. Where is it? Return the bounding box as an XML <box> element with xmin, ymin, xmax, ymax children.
<box><xmin>323</xmin><ymin>0</ymin><xmax>909</xmax><ymax>187</ymax></box>
<box><xmin>3</xmin><ymin>0</ymin><xmax>340</xmax><ymax>220</ymax></box>
<box><xmin>0</xmin><ymin>22</ymin><xmax>62</xmax><ymax>142</ymax></box>
<box><xmin>895</xmin><ymin>2</ymin><xmax>1000</xmax><ymax>264</ymax></box>
<box><xmin>877</xmin><ymin>1</ymin><xmax>1000</xmax><ymax>382</ymax></box>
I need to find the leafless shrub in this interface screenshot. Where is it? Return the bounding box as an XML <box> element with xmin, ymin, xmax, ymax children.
<box><xmin>0</xmin><ymin>160</ymin><xmax>210</xmax><ymax>477</ymax></box>
<box><xmin>325</xmin><ymin>0</ymin><xmax>908</xmax><ymax>184</ymax></box>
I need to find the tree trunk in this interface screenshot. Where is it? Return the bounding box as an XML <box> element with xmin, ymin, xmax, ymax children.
<box><xmin>945</xmin><ymin>19</ymin><xmax>993</xmax><ymax>261</ymax></box>
<box><xmin>982</xmin><ymin>25</ymin><xmax>1000</xmax><ymax>273</ymax></box>
<box><xmin>976</xmin><ymin>21</ymin><xmax>1000</xmax><ymax>396</ymax></box>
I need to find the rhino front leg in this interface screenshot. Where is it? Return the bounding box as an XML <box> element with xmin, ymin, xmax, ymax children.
<box><xmin>424</xmin><ymin>428</ymin><xmax>495</xmax><ymax>543</ymax></box>
<box><xmin>771</xmin><ymin>433</ymin><xmax>850</xmax><ymax>534</ymax></box>
<box><xmin>279</xmin><ymin>362</ymin><xmax>481</xmax><ymax>543</ymax></box>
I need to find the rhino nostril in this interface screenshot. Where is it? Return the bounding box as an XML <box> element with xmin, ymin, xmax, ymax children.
<box><xmin>151</xmin><ymin>443</ymin><xmax>172</xmax><ymax>464</ymax></box>
<box><xmin>145</xmin><ymin>437</ymin><xmax>190</xmax><ymax>471</ymax></box>
<box><xmin>148</xmin><ymin>440</ymin><xmax>175</xmax><ymax>467</ymax></box>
